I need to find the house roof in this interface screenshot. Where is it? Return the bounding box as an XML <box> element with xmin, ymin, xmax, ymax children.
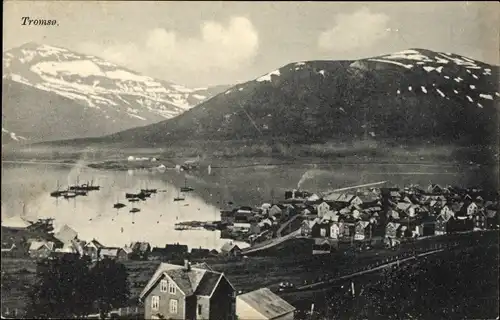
<box><xmin>486</xmin><ymin>210</ymin><xmax>497</xmax><ymax>218</ymax></box>
<box><xmin>323</xmin><ymin>193</ymin><xmax>353</xmax><ymax>203</ymax></box>
<box><xmin>191</xmin><ymin>262</ymin><xmax>214</xmax><ymax>271</ymax></box>
<box><xmin>387</xmin><ymin>222</ymin><xmax>401</xmax><ymax>229</ymax></box>
<box><xmin>1</xmin><ymin>243</ymin><xmax>16</xmax><ymax>251</ymax></box>
<box><xmin>314</xmin><ymin>238</ymin><xmax>337</xmax><ymax>246</ymax></box>
<box><xmin>54</xmin><ymin>225</ymin><xmax>78</xmax><ymax>244</ymax></box>
<box><xmin>389</xmin><ymin>191</ymin><xmax>401</xmax><ymax>197</ymax></box>
<box><xmin>85</xmin><ymin>239</ymin><xmax>104</xmax><ymax>249</ymax></box>
<box><xmin>269</xmin><ymin>205</ymin><xmax>282</xmax><ymax>213</ymax></box>
<box><xmin>1</xmin><ymin>215</ymin><xmax>31</xmax><ymax>229</ymax></box>
<box><xmin>191</xmin><ymin>248</ymin><xmax>210</xmax><ymax>254</ymax></box>
<box><xmin>139</xmin><ymin>263</ymin><xmax>225</xmax><ymax>300</ymax></box>
<box><xmin>261</xmin><ymin>203</ymin><xmax>272</xmax><ymax>210</ymax></box>
<box><xmin>307</xmin><ymin>194</ymin><xmax>321</xmax><ymax>202</ymax></box>
<box><xmin>165</xmin><ymin>244</ymin><xmax>189</xmax><ymax>252</ymax></box>
<box><xmin>194</xmin><ymin>271</ymin><xmax>222</xmax><ymax>296</ymax></box>
<box><xmin>55</xmin><ymin>246</ymin><xmax>75</xmax><ymax>253</ymax></box>
<box><xmin>357</xmin><ymin>194</ymin><xmax>378</xmax><ymax>203</ymax></box>
<box><xmin>29</xmin><ymin>241</ymin><xmax>54</xmax><ymax>251</ymax></box>
<box><xmin>357</xmin><ymin>221</ymin><xmax>370</xmax><ymax>229</ymax></box>
<box><xmin>131</xmin><ymin>242</ymin><xmax>151</xmax><ymax>252</ymax></box>
<box><xmin>302</xmin><ymin>219</ymin><xmax>317</xmax><ymax>229</ymax></box>
<box><xmin>339</xmin><ymin>207</ymin><xmax>351</xmax><ymax>214</ymax></box>
<box><xmin>237</xmin><ymin>288</ymin><xmax>296</xmax><ymax>319</ymax></box>
<box><xmin>151</xmin><ymin>245</ymin><xmax>188</xmax><ymax>256</ymax></box>
<box><xmin>221</xmin><ymin>242</ymin><xmax>240</xmax><ymax>252</ymax></box>
<box><xmin>322</xmin><ymin>212</ymin><xmax>339</xmax><ymax>222</ymax></box>
<box><xmin>451</xmin><ymin>202</ymin><xmax>465</xmax><ymax>212</ymax></box>
<box><xmin>258</xmin><ymin>218</ymin><xmax>273</xmax><ymax>227</ymax></box>
<box><xmin>123</xmin><ymin>246</ymin><xmax>134</xmax><ymax>254</ymax></box>
<box><xmin>99</xmin><ymin>247</ymin><xmax>121</xmax><ymax>257</ymax></box>
<box><xmin>396</xmin><ymin>202</ymin><xmax>412</xmax><ymax>211</ymax></box>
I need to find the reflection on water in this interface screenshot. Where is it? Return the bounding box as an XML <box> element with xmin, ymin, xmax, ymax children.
<box><xmin>1</xmin><ymin>161</ymin><xmax>497</xmax><ymax>248</ymax></box>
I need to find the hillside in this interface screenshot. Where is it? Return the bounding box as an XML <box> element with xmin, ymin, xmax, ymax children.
<box><xmin>68</xmin><ymin>49</ymin><xmax>498</xmax><ymax>150</ymax></box>
<box><xmin>2</xmin><ymin>42</ymin><xmax>229</xmax><ymax>143</ymax></box>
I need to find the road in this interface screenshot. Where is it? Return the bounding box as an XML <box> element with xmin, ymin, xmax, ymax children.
<box><xmin>241</xmin><ymin>229</ymin><xmax>304</xmax><ymax>255</ymax></box>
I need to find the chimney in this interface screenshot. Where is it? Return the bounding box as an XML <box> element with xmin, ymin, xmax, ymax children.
<box><xmin>184</xmin><ymin>259</ymin><xmax>191</xmax><ymax>271</ymax></box>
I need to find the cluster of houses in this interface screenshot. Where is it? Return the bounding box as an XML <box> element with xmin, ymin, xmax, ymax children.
<box><xmin>0</xmin><ymin>216</ymin><xmax>242</xmax><ymax>263</ymax></box>
<box><xmin>217</xmin><ymin>184</ymin><xmax>499</xmax><ymax>255</ymax></box>
<box><xmin>0</xmin><ymin>219</ymin><xmax>144</xmax><ymax>261</ymax></box>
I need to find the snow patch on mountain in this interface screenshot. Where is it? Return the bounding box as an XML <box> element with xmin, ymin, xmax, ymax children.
<box><xmin>3</xmin><ymin>43</ymin><xmax>226</xmax><ymax>125</ymax></box>
<box><xmin>256</xmin><ymin>70</ymin><xmax>281</xmax><ymax>82</ymax></box>
<box><xmin>479</xmin><ymin>93</ymin><xmax>493</xmax><ymax>100</ymax></box>
<box><xmin>31</xmin><ymin>60</ymin><xmax>104</xmax><ymax>77</ymax></box>
<box><xmin>193</xmin><ymin>94</ymin><xmax>207</xmax><ymax>100</ymax></box>
<box><xmin>2</xmin><ymin>128</ymin><xmax>28</xmax><ymax>142</ymax></box>
<box><xmin>380</xmin><ymin>49</ymin><xmax>433</xmax><ymax>62</ymax></box>
<box><xmin>128</xmin><ymin>113</ymin><xmax>146</xmax><ymax>120</ymax></box>
<box><xmin>368</xmin><ymin>58</ymin><xmax>413</xmax><ymax>69</ymax></box>
<box><xmin>436</xmin><ymin>88</ymin><xmax>446</xmax><ymax>98</ymax></box>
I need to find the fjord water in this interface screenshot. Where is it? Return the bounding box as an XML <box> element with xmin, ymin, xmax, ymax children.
<box><xmin>1</xmin><ymin>162</ymin><xmax>243</xmax><ymax>249</ymax></box>
<box><xmin>1</xmin><ymin>161</ymin><xmax>497</xmax><ymax>248</ymax></box>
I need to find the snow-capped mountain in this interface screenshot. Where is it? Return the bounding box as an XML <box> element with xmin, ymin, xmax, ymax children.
<box><xmin>80</xmin><ymin>48</ymin><xmax>497</xmax><ymax>149</ymax></box>
<box><xmin>355</xmin><ymin>49</ymin><xmax>498</xmax><ymax>108</ymax></box>
<box><xmin>2</xmin><ymin>42</ymin><xmax>228</xmax><ymax>143</ymax></box>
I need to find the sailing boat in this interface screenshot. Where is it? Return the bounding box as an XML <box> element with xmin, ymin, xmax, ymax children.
<box><xmin>63</xmin><ymin>186</ymin><xmax>77</xmax><ymax>199</ymax></box>
<box><xmin>174</xmin><ymin>189</ymin><xmax>185</xmax><ymax>201</ymax></box>
<box><xmin>180</xmin><ymin>178</ymin><xmax>194</xmax><ymax>192</ymax></box>
<box><xmin>141</xmin><ymin>180</ymin><xmax>157</xmax><ymax>194</ymax></box>
<box><xmin>87</xmin><ymin>179</ymin><xmax>100</xmax><ymax>191</ymax></box>
<box><xmin>113</xmin><ymin>197</ymin><xmax>126</xmax><ymax>209</ymax></box>
<box><xmin>69</xmin><ymin>176</ymin><xmax>81</xmax><ymax>191</ymax></box>
<box><xmin>50</xmin><ymin>180</ymin><xmax>65</xmax><ymax>197</ymax></box>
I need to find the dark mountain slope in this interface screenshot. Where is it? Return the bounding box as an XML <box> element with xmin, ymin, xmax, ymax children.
<box><xmin>41</xmin><ymin>49</ymin><xmax>500</xmax><ymax>148</ymax></box>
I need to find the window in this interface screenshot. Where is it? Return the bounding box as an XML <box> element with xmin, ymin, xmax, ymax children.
<box><xmin>168</xmin><ymin>282</ymin><xmax>176</xmax><ymax>294</ymax></box>
<box><xmin>169</xmin><ymin>299</ymin><xmax>178</xmax><ymax>314</ymax></box>
<box><xmin>151</xmin><ymin>296</ymin><xmax>160</xmax><ymax>311</ymax></box>
<box><xmin>160</xmin><ymin>280</ymin><xmax>168</xmax><ymax>292</ymax></box>
<box><xmin>320</xmin><ymin>228</ymin><xmax>326</xmax><ymax>237</ymax></box>
<box><xmin>198</xmin><ymin>304</ymin><xmax>202</xmax><ymax>315</ymax></box>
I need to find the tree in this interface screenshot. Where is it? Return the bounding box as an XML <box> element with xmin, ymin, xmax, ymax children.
<box><xmin>28</xmin><ymin>256</ymin><xmax>130</xmax><ymax>319</ymax></box>
<box><xmin>27</xmin><ymin>255</ymin><xmax>93</xmax><ymax>319</ymax></box>
<box><xmin>90</xmin><ymin>258</ymin><xmax>131</xmax><ymax>319</ymax></box>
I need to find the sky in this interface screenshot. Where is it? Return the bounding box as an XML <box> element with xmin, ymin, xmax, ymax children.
<box><xmin>3</xmin><ymin>1</ymin><xmax>499</xmax><ymax>87</ymax></box>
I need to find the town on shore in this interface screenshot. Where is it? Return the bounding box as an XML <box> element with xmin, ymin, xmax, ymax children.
<box><xmin>1</xmin><ymin>182</ymin><xmax>499</xmax><ymax>319</ymax></box>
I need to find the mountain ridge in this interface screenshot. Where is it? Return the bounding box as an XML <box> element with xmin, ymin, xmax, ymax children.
<box><xmin>2</xmin><ymin>42</ymin><xmax>230</xmax><ymax>143</ymax></box>
<box><xmin>31</xmin><ymin>48</ymin><xmax>500</xmax><ymax>150</ymax></box>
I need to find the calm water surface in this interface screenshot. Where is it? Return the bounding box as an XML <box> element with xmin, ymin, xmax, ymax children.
<box><xmin>1</xmin><ymin>162</ymin><xmax>248</xmax><ymax>249</ymax></box>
